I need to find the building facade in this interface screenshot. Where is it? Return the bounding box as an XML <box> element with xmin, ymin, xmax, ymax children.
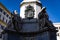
<box><xmin>53</xmin><ymin>23</ymin><xmax>60</xmax><ymax>40</ymax></box>
<box><xmin>0</xmin><ymin>3</ymin><xmax>12</xmax><ymax>40</ymax></box>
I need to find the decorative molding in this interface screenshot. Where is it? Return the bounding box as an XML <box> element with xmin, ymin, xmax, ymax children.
<box><xmin>20</xmin><ymin>1</ymin><xmax>42</xmax><ymax>8</ymax></box>
<box><xmin>0</xmin><ymin>3</ymin><xmax>11</xmax><ymax>16</ymax></box>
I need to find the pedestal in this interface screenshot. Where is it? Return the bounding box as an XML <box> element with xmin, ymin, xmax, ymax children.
<box><xmin>3</xmin><ymin>27</ymin><xmax>57</xmax><ymax>40</ymax></box>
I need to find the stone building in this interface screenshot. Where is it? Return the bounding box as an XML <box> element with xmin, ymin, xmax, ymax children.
<box><xmin>0</xmin><ymin>0</ymin><xmax>57</xmax><ymax>40</ymax></box>
<box><xmin>53</xmin><ymin>23</ymin><xmax>60</xmax><ymax>40</ymax></box>
<box><xmin>0</xmin><ymin>3</ymin><xmax>12</xmax><ymax>40</ymax></box>
<box><xmin>2</xmin><ymin>0</ymin><xmax>57</xmax><ymax>40</ymax></box>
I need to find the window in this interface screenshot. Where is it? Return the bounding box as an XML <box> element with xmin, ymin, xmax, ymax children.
<box><xmin>3</xmin><ymin>17</ymin><xmax>4</xmax><ymax>21</ymax></box>
<box><xmin>0</xmin><ymin>34</ymin><xmax>2</xmax><ymax>38</ymax></box>
<box><xmin>9</xmin><ymin>17</ymin><xmax>11</xmax><ymax>19</ymax></box>
<box><xmin>0</xmin><ymin>25</ymin><xmax>1</xmax><ymax>29</ymax></box>
<box><xmin>1</xmin><ymin>25</ymin><xmax>4</xmax><ymax>29</ymax></box>
<box><xmin>6</xmin><ymin>14</ymin><xmax>9</xmax><ymax>17</ymax></box>
<box><xmin>3</xmin><ymin>12</ymin><xmax>6</xmax><ymax>15</ymax></box>
<box><xmin>6</xmin><ymin>19</ymin><xmax>7</xmax><ymax>23</ymax></box>
<box><xmin>0</xmin><ymin>8</ymin><xmax>2</xmax><ymax>12</ymax></box>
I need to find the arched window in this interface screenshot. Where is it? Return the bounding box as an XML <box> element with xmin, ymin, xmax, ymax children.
<box><xmin>0</xmin><ymin>8</ymin><xmax>2</xmax><ymax>12</ymax></box>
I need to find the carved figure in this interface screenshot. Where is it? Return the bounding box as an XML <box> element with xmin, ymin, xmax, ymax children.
<box><xmin>12</xmin><ymin>12</ymin><xmax>22</xmax><ymax>31</ymax></box>
<box><xmin>25</xmin><ymin>5</ymin><xmax>35</xmax><ymax>19</ymax></box>
<box><xmin>38</xmin><ymin>7</ymin><xmax>54</xmax><ymax>29</ymax></box>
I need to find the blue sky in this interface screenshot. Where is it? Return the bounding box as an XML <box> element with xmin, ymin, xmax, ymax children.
<box><xmin>0</xmin><ymin>0</ymin><xmax>60</xmax><ymax>23</ymax></box>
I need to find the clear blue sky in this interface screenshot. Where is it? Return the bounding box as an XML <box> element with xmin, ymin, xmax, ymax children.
<box><xmin>0</xmin><ymin>0</ymin><xmax>60</xmax><ymax>23</ymax></box>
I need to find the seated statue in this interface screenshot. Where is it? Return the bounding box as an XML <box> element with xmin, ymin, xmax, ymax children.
<box><xmin>38</xmin><ymin>8</ymin><xmax>54</xmax><ymax>29</ymax></box>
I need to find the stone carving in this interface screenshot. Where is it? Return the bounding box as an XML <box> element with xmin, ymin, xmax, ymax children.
<box><xmin>7</xmin><ymin>12</ymin><xmax>22</xmax><ymax>32</ymax></box>
<box><xmin>25</xmin><ymin>5</ymin><xmax>35</xmax><ymax>19</ymax></box>
<box><xmin>38</xmin><ymin>7</ymin><xmax>54</xmax><ymax>29</ymax></box>
<box><xmin>12</xmin><ymin>13</ymin><xmax>22</xmax><ymax>31</ymax></box>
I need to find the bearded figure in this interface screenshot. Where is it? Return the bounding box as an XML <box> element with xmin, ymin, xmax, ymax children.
<box><xmin>38</xmin><ymin>8</ymin><xmax>54</xmax><ymax>29</ymax></box>
<box><xmin>12</xmin><ymin>10</ymin><xmax>22</xmax><ymax>31</ymax></box>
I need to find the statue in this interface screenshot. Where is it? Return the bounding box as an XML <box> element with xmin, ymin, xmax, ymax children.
<box><xmin>12</xmin><ymin>10</ymin><xmax>22</xmax><ymax>31</ymax></box>
<box><xmin>38</xmin><ymin>7</ymin><xmax>55</xmax><ymax>29</ymax></box>
<box><xmin>7</xmin><ymin>13</ymin><xmax>22</xmax><ymax>32</ymax></box>
<box><xmin>7</xmin><ymin>13</ymin><xmax>14</xmax><ymax>29</ymax></box>
<box><xmin>25</xmin><ymin>5</ymin><xmax>35</xmax><ymax>19</ymax></box>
